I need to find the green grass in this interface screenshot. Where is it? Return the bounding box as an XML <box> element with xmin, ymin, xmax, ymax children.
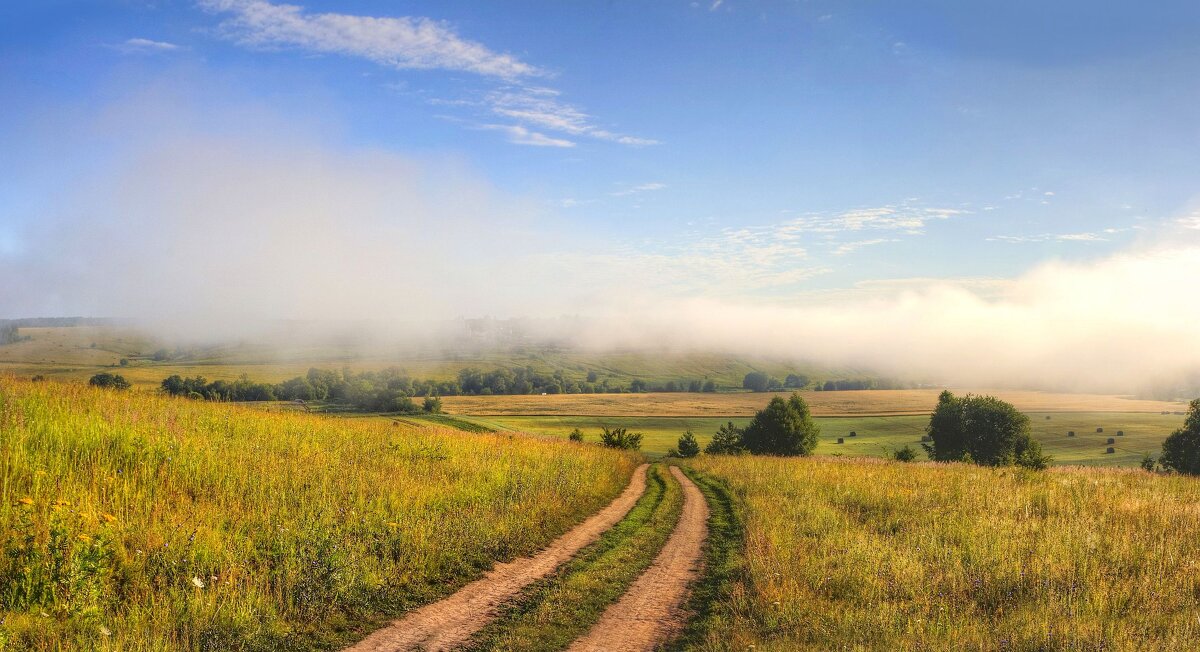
<box><xmin>467</xmin><ymin>463</ymin><xmax>683</xmax><ymax>651</ymax></box>
<box><xmin>458</xmin><ymin>412</ymin><xmax>1186</xmax><ymax>467</ymax></box>
<box><xmin>0</xmin><ymin>378</ymin><xmax>637</xmax><ymax>651</ymax></box>
<box><xmin>689</xmin><ymin>455</ymin><xmax>1200</xmax><ymax>650</ymax></box>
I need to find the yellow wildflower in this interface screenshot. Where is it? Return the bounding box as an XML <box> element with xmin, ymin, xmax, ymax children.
<box><xmin>386</xmin><ymin>522</ymin><xmax>401</xmax><ymax>528</ymax></box>
<box><xmin>101</xmin><ymin>513</ymin><xmax>118</xmax><ymax>524</ymax></box>
<box><xmin>77</xmin><ymin>534</ymin><xmax>93</xmax><ymax>543</ymax></box>
<box><xmin>17</xmin><ymin>497</ymin><xmax>33</xmax><ymax>506</ymax></box>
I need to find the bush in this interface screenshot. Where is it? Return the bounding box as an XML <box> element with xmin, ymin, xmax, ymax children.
<box><xmin>742</xmin><ymin>371</ymin><xmax>771</xmax><ymax>392</ymax></box>
<box><xmin>892</xmin><ymin>445</ymin><xmax>918</xmax><ymax>462</ymax></box>
<box><xmin>1160</xmin><ymin>398</ymin><xmax>1200</xmax><ymax>475</ymax></box>
<box><xmin>923</xmin><ymin>390</ymin><xmax>1050</xmax><ymax>469</ymax></box>
<box><xmin>741</xmin><ymin>393</ymin><xmax>819</xmax><ymax>456</ymax></box>
<box><xmin>88</xmin><ymin>373</ymin><xmax>130</xmax><ymax>390</ymax></box>
<box><xmin>675</xmin><ymin>430</ymin><xmax>701</xmax><ymax>458</ymax></box>
<box><xmin>422</xmin><ymin>395</ymin><xmax>442</xmax><ymax>414</ymax></box>
<box><xmin>1140</xmin><ymin>453</ymin><xmax>1157</xmax><ymax>472</ymax></box>
<box><xmin>704</xmin><ymin>422</ymin><xmax>746</xmax><ymax>455</ymax></box>
<box><xmin>599</xmin><ymin>427</ymin><xmax>643</xmax><ymax>451</ymax></box>
<box><xmin>569</xmin><ymin>428</ymin><xmax>584</xmax><ymax>442</ymax></box>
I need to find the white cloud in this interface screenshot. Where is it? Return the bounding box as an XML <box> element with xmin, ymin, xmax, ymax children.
<box><xmin>777</xmin><ymin>204</ymin><xmax>967</xmax><ymax>236</ymax></box>
<box><xmin>479</xmin><ymin>124</ymin><xmax>575</xmax><ymax>148</ymax></box>
<box><xmin>114</xmin><ymin>38</ymin><xmax>180</xmax><ymax>54</ymax></box>
<box><xmin>487</xmin><ymin>87</ymin><xmax>659</xmax><ymax>146</ymax></box>
<box><xmin>199</xmin><ymin>0</ymin><xmax>540</xmax><ymax>79</ymax></box>
<box><xmin>989</xmin><ymin>230</ymin><xmax>1119</xmax><ymax>243</ymax></box>
<box><xmin>832</xmin><ymin>238</ymin><xmax>893</xmax><ymax>255</ymax></box>
<box><xmin>1178</xmin><ymin>214</ymin><xmax>1200</xmax><ymax>230</ymax></box>
<box><xmin>610</xmin><ymin>182</ymin><xmax>667</xmax><ymax>197</ymax></box>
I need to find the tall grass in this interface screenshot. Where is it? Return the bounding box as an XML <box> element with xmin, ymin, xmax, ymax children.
<box><xmin>690</xmin><ymin>455</ymin><xmax>1200</xmax><ymax>650</ymax></box>
<box><xmin>0</xmin><ymin>378</ymin><xmax>637</xmax><ymax>651</ymax></box>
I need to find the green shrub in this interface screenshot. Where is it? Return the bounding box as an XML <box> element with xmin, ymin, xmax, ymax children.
<box><xmin>676</xmin><ymin>430</ymin><xmax>701</xmax><ymax>458</ymax></box>
<box><xmin>600</xmin><ymin>427</ymin><xmax>643</xmax><ymax>451</ymax></box>
<box><xmin>1160</xmin><ymin>398</ymin><xmax>1200</xmax><ymax>475</ymax></box>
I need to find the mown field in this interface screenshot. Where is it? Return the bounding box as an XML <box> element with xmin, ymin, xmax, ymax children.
<box><xmin>455</xmin><ymin>411</ymin><xmax>1186</xmax><ymax>467</ymax></box>
<box><xmin>0</xmin><ymin>378</ymin><xmax>637</xmax><ymax>651</ymax></box>
<box><xmin>687</xmin><ymin>456</ymin><xmax>1200</xmax><ymax>650</ymax></box>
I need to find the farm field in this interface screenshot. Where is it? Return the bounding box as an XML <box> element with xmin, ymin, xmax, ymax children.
<box><xmin>439</xmin><ymin>389</ymin><xmax>1185</xmax><ymax>417</ymax></box>
<box><xmin>685</xmin><ymin>456</ymin><xmax>1200</xmax><ymax>650</ymax></box>
<box><xmin>0</xmin><ymin>378</ymin><xmax>637</xmax><ymax>651</ymax></box>
<box><xmin>454</xmin><ymin>411</ymin><xmax>1186</xmax><ymax>466</ymax></box>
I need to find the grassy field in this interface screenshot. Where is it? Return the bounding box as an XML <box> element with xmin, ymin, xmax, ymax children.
<box><xmin>455</xmin><ymin>411</ymin><xmax>1186</xmax><ymax>467</ymax></box>
<box><xmin>0</xmin><ymin>378</ymin><xmax>638</xmax><ymax>651</ymax></box>
<box><xmin>686</xmin><ymin>455</ymin><xmax>1200</xmax><ymax>650</ymax></box>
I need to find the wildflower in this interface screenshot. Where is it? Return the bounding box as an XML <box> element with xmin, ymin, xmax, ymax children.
<box><xmin>17</xmin><ymin>497</ymin><xmax>33</xmax><ymax>506</ymax></box>
<box><xmin>191</xmin><ymin>576</ymin><xmax>205</xmax><ymax>589</ymax></box>
<box><xmin>101</xmin><ymin>513</ymin><xmax>118</xmax><ymax>524</ymax></box>
<box><xmin>77</xmin><ymin>534</ymin><xmax>92</xmax><ymax>543</ymax></box>
<box><xmin>386</xmin><ymin>522</ymin><xmax>401</xmax><ymax>528</ymax></box>
<box><xmin>51</xmin><ymin>500</ymin><xmax>71</xmax><ymax>508</ymax></box>
<box><xmin>99</xmin><ymin>626</ymin><xmax>112</xmax><ymax>637</ymax></box>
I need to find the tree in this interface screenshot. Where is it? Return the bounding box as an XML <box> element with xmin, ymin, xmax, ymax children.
<box><xmin>742</xmin><ymin>371</ymin><xmax>771</xmax><ymax>392</ymax></box>
<box><xmin>599</xmin><ymin>427</ymin><xmax>643</xmax><ymax>450</ymax></box>
<box><xmin>701</xmin><ymin>380</ymin><xmax>717</xmax><ymax>393</ymax></box>
<box><xmin>704</xmin><ymin>422</ymin><xmax>745</xmax><ymax>455</ymax></box>
<box><xmin>1160</xmin><ymin>398</ymin><xmax>1200</xmax><ymax>475</ymax></box>
<box><xmin>675</xmin><ymin>430</ymin><xmax>701</xmax><ymax>458</ymax></box>
<box><xmin>89</xmin><ymin>373</ymin><xmax>130</xmax><ymax>390</ymax></box>
<box><xmin>423</xmin><ymin>395</ymin><xmax>442</xmax><ymax>413</ymax></box>
<box><xmin>569</xmin><ymin>428</ymin><xmax>585</xmax><ymax>442</ymax></box>
<box><xmin>924</xmin><ymin>391</ymin><xmax>1050</xmax><ymax>469</ymax></box>
<box><xmin>629</xmin><ymin>379</ymin><xmax>648</xmax><ymax>393</ymax></box>
<box><xmin>741</xmin><ymin>393</ymin><xmax>820</xmax><ymax>456</ymax></box>
<box><xmin>784</xmin><ymin>373</ymin><xmax>809</xmax><ymax>389</ymax></box>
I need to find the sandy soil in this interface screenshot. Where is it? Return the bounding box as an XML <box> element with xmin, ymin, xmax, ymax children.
<box><xmin>567</xmin><ymin>466</ymin><xmax>709</xmax><ymax>652</ymax></box>
<box><xmin>343</xmin><ymin>464</ymin><xmax>650</xmax><ymax>652</ymax></box>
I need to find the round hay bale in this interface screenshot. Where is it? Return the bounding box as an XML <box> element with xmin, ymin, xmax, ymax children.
<box><xmin>1107</xmin><ymin>437</ymin><xmax>1116</xmax><ymax>445</ymax></box>
<box><xmin>1096</xmin><ymin>427</ymin><xmax>1104</xmax><ymax>433</ymax></box>
<box><xmin>1045</xmin><ymin>415</ymin><xmax>1051</xmax><ymax>420</ymax></box>
<box><xmin>1106</xmin><ymin>447</ymin><xmax>1116</xmax><ymax>454</ymax></box>
<box><xmin>849</xmin><ymin>431</ymin><xmax>857</xmax><ymax>437</ymax></box>
<box><xmin>837</xmin><ymin>437</ymin><xmax>844</xmax><ymax>444</ymax></box>
<box><xmin>1067</xmin><ymin>431</ymin><xmax>1075</xmax><ymax>437</ymax></box>
<box><xmin>1117</xmin><ymin>430</ymin><xmax>1124</xmax><ymax>436</ymax></box>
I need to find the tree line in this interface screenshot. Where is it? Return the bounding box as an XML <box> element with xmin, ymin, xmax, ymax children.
<box><xmin>740</xmin><ymin>371</ymin><xmax>911</xmax><ymax>392</ymax></box>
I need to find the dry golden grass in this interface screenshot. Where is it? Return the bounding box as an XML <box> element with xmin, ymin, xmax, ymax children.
<box><xmin>688</xmin><ymin>455</ymin><xmax>1200</xmax><ymax>650</ymax></box>
<box><xmin>440</xmin><ymin>390</ymin><xmax>1184</xmax><ymax>418</ymax></box>
<box><xmin>0</xmin><ymin>378</ymin><xmax>637</xmax><ymax>651</ymax></box>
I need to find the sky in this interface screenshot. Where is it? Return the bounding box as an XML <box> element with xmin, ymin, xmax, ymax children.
<box><xmin>2</xmin><ymin>1</ymin><xmax>1200</xmax><ymax>390</ymax></box>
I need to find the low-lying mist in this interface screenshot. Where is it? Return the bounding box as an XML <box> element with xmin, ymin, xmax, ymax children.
<box><xmin>4</xmin><ymin>83</ymin><xmax>1199</xmax><ymax>396</ymax></box>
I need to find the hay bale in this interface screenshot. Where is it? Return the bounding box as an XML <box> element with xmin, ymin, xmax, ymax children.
<box><xmin>1096</xmin><ymin>427</ymin><xmax>1104</xmax><ymax>433</ymax></box>
<box><xmin>849</xmin><ymin>431</ymin><xmax>857</xmax><ymax>437</ymax></box>
<box><xmin>1107</xmin><ymin>437</ymin><xmax>1116</xmax><ymax>445</ymax></box>
<box><xmin>1106</xmin><ymin>447</ymin><xmax>1116</xmax><ymax>454</ymax></box>
<box><xmin>837</xmin><ymin>437</ymin><xmax>844</xmax><ymax>444</ymax></box>
<box><xmin>1117</xmin><ymin>430</ymin><xmax>1124</xmax><ymax>436</ymax></box>
<box><xmin>1067</xmin><ymin>431</ymin><xmax>1075</xmax><ymax>437</ymax></box>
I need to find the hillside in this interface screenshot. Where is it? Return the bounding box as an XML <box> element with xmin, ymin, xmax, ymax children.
<box><xmin>0</xmin><ymin>378</ymin><xmax>637</xmax><ymax>650</ymax></box>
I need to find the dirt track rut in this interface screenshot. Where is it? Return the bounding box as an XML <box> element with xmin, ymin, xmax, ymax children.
<box><xmin>566</xmin><ymin>465</ymin><xmax>709</xmax><ymax>652</ymax></box>
<box><xmin>343</xmin><ymin>464</ymin><xmax>650</xmax><ymax>652</ymax></box>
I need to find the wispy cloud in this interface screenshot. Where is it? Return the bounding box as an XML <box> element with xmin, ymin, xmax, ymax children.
<box><xmin>199</xmin><ymin>0</ymin><xmax>540</xmax><ymax>79</ymax></box>
<box><xmin>989</xmin><ymin>230</ymin><xmax>1119</xmax><ymax>243</ymax></box>
<box><xmin>832</xmin><ymin>238</ymin><xmax>894</xmax><ymax>255</ymax></box>
<box><xmin>1178</xmin><ymin>214</ymin><xmax>1200</xmax><ymax>230</ymax></box>
<box><xmin>199</xmin><ymin>0</ymin><xmax>655</xmax><ymax>148</ymax></box>
<box><xmin>610</xmin><ymin>182</ymin><xmax>667</xmax><ymax>197</ymax></box>
<box><xmin>777</xmin><ymin>204</ymin><xmax>968</xmax><ymax>236</ymax></box>
<box><xmin>479</xmin><ymin>124</ymin><xmax>575</xmax><ymax>148</ymax></box>
<box><xmin>113</xmin><ymin>38</ymin><xmax>180</xmax><ymax>54</ymax></box>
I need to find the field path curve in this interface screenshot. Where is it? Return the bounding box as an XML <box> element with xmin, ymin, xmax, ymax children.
<box><xmin>567</xmin><ymin>465</ymin><xmax>709</xmax><ymax>652</ymax></box>
<box><xmin>344</xmin><ymin>463</ymin><xmax>650</xmax><ymax>652</ymax></box>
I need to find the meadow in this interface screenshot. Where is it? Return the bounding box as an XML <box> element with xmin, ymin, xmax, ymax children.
<box><xmin>455</xmin><ymin>411</ymin><xmax>1186</xmax><ymax>467</ymax></box>
<box><xmin>686</xmin><ymin>455</ymin><xmax>1200</xmax><ymax>650</ymax></box>
<box><xmin>0</xmin><ymin>378</ymin><xmax>637</xmax><ymax>651</ymax></box>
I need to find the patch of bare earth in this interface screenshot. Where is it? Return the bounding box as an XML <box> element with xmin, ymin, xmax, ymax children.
<box><xmin>567</xmin><ymin>466</ymin><xmax>709</xmax><ymax>652</ymax></box>
<box><xmin>343</xmin><ymin>463</ymin><xmax>650</xmax><ymax>652</ymax></box>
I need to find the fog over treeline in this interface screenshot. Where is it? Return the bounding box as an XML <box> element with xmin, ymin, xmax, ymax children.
<box><xmin>4</xmin><ymin>85</ymin><xmax>1200</xmax><ymax>397</ymax></box>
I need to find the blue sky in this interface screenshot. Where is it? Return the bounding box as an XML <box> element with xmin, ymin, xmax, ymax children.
<box><xmin>2</xmin><ymin>1</ymin><xmax>1200</xmax><ymax>318</ymax></box>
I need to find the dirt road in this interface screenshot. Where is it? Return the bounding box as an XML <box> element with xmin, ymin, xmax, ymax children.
<box><xmin>343</xmin><ymin>463</ymin><xmax>650</xmax><ymax>652</ymax></box>
<box><xmin>567</xmin><ymin>465</ymin><xmax>709</xmax><ymax>652</ymax></box>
